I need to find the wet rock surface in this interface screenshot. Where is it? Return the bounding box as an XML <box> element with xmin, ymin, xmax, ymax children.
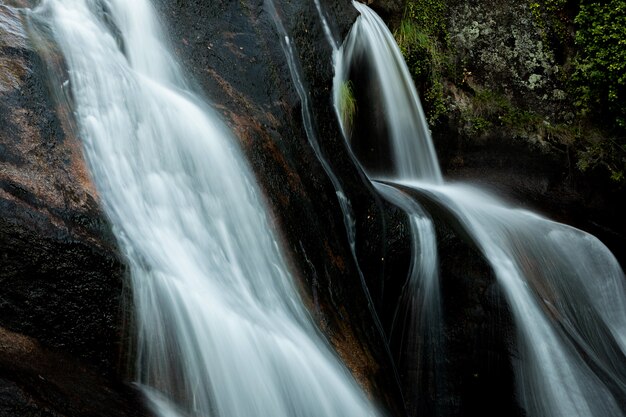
<box><xmin>381</xmin><ymin>184</ymin><xmax>524</xmax><ymax>417</ymax></box>
<box><xmin>363</xmin><ymin>0</ymin><xmax>404</xmax><ymax>26</ymax></box>
<box><xmin>1</xmin><ymin>4</ymin><xmax>150</xmax><ymax>416</ymax></box>
<box><xmin>152</xmin><ymin>0</ymin><xmax>405</xmax><ymax>414</ymax></box>
<box><xmin>438</xmin><ymin>131</ymin><xmax>626</xmax><ymax>268</ymax></box>
<box><xmin>0</xmin><ymin>327</ymin><xmax>150</xmax><ymax>417</ymax></box>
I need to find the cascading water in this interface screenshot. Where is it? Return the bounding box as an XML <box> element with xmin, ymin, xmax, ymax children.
<box><xmin>335</xmin><ymin>2</ymin><xmax>442</xmax><ymax>183</ymax></box>
<box><xmin>336</xmin><ymin>2</ymin><xmax>626</xmax><ymax>416</ymax></box>
<box><xmin>31</xmin><ymin>1</ymin><xmax>378</xmax><ymax>416</ymax></box>
<box><xmin>333</xmin><ymin>3</ymin><xmax>444</xmax><ymax>414</ymax></box>
<box><xmin>408</xmin><ymin>182</ymin><xmax>626</xmax><ymax>417</ymax></box>
<box><xmin>373</xmin><ymin>182</ymin><xmax>443</xmax><ymax>414</ymax></box>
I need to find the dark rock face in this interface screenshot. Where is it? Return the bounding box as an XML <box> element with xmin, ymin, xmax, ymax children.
<box><xmin>1</xmin><ymin>4</ymin><xmax>149</xmax><ymax>416</ymax></box>
<box><xmin>438</xmin><ymin>131</ymin><xmax>626</xmax><ymax>268</ymax></box>
<box><xmin>363</xmin><ymin>0</ymin><xmax>404</xmax><ymax>26</ymax></box>
<box><xmin>0</xmin><ymin>0</ymin><xmax>124</xmax><ymax>372</ymax></box>
<box><xmin>0</xmin><ymin>327</ymin><xmax>149</xmax><ymax>417</ymax></box>
<box><xmin>379</xmin><ymin>185</ymin><xmax>524</xmax><ymax>417</ymax></box>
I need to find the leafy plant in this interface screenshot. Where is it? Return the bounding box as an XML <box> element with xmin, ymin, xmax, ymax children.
<box><xmin>570</xmin><ymin>0</ymin><xmax>626</xmax><ymax>183</ymax></box>
<box><xmin>573</xmin><ymin>0</ymin><xmax>626</xmax><ymax>132</ymax></box>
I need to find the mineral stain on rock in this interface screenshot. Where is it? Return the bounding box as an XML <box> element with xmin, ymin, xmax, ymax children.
<box><xmin>1</xmin><ymin>4</ymin><xmax>150</xmax><ymax>416</ymax></box>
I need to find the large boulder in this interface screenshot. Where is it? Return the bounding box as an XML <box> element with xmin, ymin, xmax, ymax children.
<box><xmin>1</xmin><ymin>3</ymin><xmax>149</xmax><ymax>416</ymax></box>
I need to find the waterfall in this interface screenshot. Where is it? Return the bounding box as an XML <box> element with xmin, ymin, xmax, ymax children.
<box><xmin>407</xmin><ymin>182</ymin><xmax>626</xmax><ymax>417</ymax></box>
<box><xmin>31</xmin><ymin>0</ymin><xmax>378</xmax><ymax>416</ymax></box>
<box><xmin>373</xmin><ymin>182</ymin><xmax>443</xmax><ymax>414</ymax></box>
<box><xmin>336</xmin><ymin>2</ymin><xmax>626</xmax><ymax>416</ymax></box>
<box><xmin>335</xmin><ymin>2</ymin><xmax>442</xmax><ymax>183</ymax></box>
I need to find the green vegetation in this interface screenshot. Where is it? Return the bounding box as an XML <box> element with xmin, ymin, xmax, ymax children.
<box><xmin>338</xmin><ymin>80</ymin><xmax>357</xmax><ymax>136</ymax></box>
<box><xmin>394</xmin><ymin>0</ymin><xmax>453</xmax><ymax>125</ymax></box>
<box><xmin>573</xmin><ymin>1</ymin><xmax>626</xmax><ymax>130</ymax></box>
<box><xmin>571</xmin><ymin>0</ymin><xmax>626</xmax><ymax>183</ymax></box>
<box><xmin>529</xmin><ymin>0</ymin><xmax>570</xmax><ymax>49</ymax></box>
<box><xmin>402</xmin><ymin>0</ymin><xmax>447</xmax><ymax>38</ymax></box>
<box><xmin>394</xmin><ymin>0</ymin><xmax>625</xmax><ymax>184</ymax></box>
<box><xmin>460</xmin><ymin>86</ymin><xmax>577</xmax><ymax>144</ymax></box>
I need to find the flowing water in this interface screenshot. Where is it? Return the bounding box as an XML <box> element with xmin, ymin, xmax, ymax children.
<box><xmin>336</xmin><ymin>3</ymin><xmax>626</xmax><ymax>416</ymax></box>
<box><xmin>31</xmin><ymin>0</ymin><xmax>378</xmax><ymax>416</ymax></box>
<box><xmin>334</xmin><ymin>1</ymin><xmax>442</xmax><ymax>183</ymax></box>
<box><xmin>373</xmin><ymin>182</ymin><xmax>443</xmax><ymax>414</ymax></box>
<box><xmin>403</xmin><ymin>181</ymin><xmax>626</xmax><ymax>417</ymax></box>
<box><xmin>264</xmin><ymin>0</ymin><xmax>392</xmax><ymax>361</ymax></box>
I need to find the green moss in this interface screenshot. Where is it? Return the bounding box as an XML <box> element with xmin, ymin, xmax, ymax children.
<box><xmin>472</xmin><ymin>89</ymin><xmax>510</xmax><ymax>117</ymax></box>
<box><xmin>394</xmin><ymin>0</ymin><xmax>453</xmax><ymax>125</ymax></box>
<box><xmin>577</xmin><ymin>137</ymin><xmax>626</xmax><ymax>184</ymax></box>
<box><xmin>338</xmin><ymin>80</ymin><xmax>357</xmax><ymax>136</ymax></box>
<box><xmin>468</xmin><ymin>116</ymin><xmax>493</xmax><ymax>134</ymax></box>
<box><xmin>403</xmin><ymin>0</ymin><xmax>447</xmax><ymax>39</ymax></box>
<box><xmin>528</xmin><ymin>0</ymin><xmax>571</xmax><ymax>51</ymax></box>
<box><xmin>395</xmin><ymin>20</ymin><xmax>433</xmax><ymax>80</ymax></box>
<box><xmin>425</xmin><ymin>80</ymin><xmax>447</xmax><ymax>125</ymax></box>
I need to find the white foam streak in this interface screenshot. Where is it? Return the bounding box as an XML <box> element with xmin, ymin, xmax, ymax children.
<box><xmin>373</xmin><ymin>182</ymin><xmax>442</xmax><ymax>379</ymax></box>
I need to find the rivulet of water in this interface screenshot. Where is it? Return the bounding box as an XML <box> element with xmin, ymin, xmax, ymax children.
<box><xmin>31</xmin><ymin>1</ymin><xmax>378</xmax><ymax>416</ymax></box>
<box><xmin>373</xmin><ymin>182</ymin><xmax>442</xmax><ymax>415</ymax></box>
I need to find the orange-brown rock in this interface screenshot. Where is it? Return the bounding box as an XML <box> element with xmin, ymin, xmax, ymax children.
<box><xmin>1</xmin><ymin>4</ymin><xmax>149</xmax><ymax>416</ymax></box>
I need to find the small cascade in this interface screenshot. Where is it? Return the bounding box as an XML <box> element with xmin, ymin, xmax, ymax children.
<box><xmin>335</xmin><ymin>2</ymin><xmax>626</xmax><ymax>416</ymax></box>
<box><xmin>373</xmin><ymin>182</ymin><xmax>443</xmax><ymax>415</ymax></box>
<box><xmin>406</xmin><ymin>181</ymin><xmax>626</xmax><ymax>417</ymax></box>
<box><xmin>31</xmin><ymin>0</ymin><xmax>378</xmax><ymax>416</ymax></box>
<box><xmin>334</xmin><ymin>2</ymin><xmax>442</xmax><ymax>183</ymax></box>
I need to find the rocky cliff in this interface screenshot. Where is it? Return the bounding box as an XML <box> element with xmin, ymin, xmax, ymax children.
<box><xmin>374</xmin><ymin>0</ymin><xmax>626</xmax><ymax>265</ymax></box>
<box><xmin>1</xmin><ymin>3</ymin><xmax>150</xmax><ymax>415</ymax></box>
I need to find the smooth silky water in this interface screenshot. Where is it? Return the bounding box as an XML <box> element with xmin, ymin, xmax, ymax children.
<box><xmin>373</xmin><ymin>182</ymin><xmax>443</xmax><ymax>411</ymax></box>
<box><xmin>30</xmin><ymin>1</ymin><xmax>379</xmax><ymax>416</ymax></box>
<box><xmin>335</xmin><ymin>2</ymin><xmax>442</xmax><ymax>183</ymax></box>
<box><xmin>335</xmin><ymin>2</ymin><xmax>626</xmax><ymax>416</ymax></box>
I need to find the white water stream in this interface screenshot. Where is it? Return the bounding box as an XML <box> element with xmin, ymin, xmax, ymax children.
<box><xmin>336</xmin><ymin>3</ymin><xmax>626</xmax><ymax>416</ymax></box>
<box><xmin>373</xmin><ymin>182</ymin><xmax>442</xmax><ymax>401</ymax></box>
<box><xmin>335</xmin><ymin>2</ymin><xmax>442</xmax><ymax>183</ymax></box>
<box><xmin>31</xmin><ymin>0</ymin><xmax>378</xmax><ymax>416</ymax></box>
